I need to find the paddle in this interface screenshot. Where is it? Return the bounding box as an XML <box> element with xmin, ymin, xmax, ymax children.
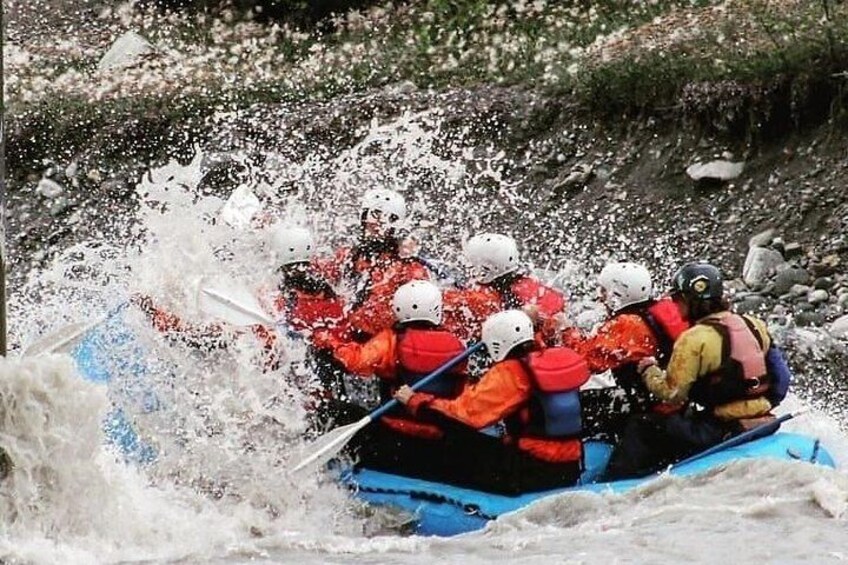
<box><xmin>669</xmin><ymin>409</ymin><xmax>807</xmax><ymax>470</ymax></box>
<box><xmin>22</xmin><ymin>302</ymin><xmax>131</xmax><ymax>357</ymax></box>
<box><xmin>289</xmin><ymin>341</ymin><xmax>485</xmax><ymax>477</ymax></box>
<box><xmin>199</xmin><ymin>286</ymin><xmax>277</xmax><ymax>327</ymax></box>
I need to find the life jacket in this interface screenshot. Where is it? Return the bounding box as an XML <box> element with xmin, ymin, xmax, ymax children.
<box><xmin>637</xmin><ymin>298</ymin><xmax>690</xmax><ymax>366</ymax></box>
<box><xmin>688</xmin><ymin>314</ymin><xmax>772</xmax><ymax>409</ymax></box>
<box><xmin>380</xmin><ymin>327</ymin><xmax>466</xmax><ymax>441</ymax></box>
<box><xmin>509</xmin><ymin>276</ymin><xmax>566</xmax><ymax>317</ymax></box>
<box><xmin>276</xmin><ymin>288</ymin><xmax>346</xmax><ymax>334</ymax></box>
<box><xmin>395</xmin><ymin>328</ymin><xmax>466</xmax><ymax>396</ymax></box>
<box><xmin>520</xmin><ymin>348</ymin><xmax>590</xmax><ymax>438</ymax></box>
<box><xmin>345</xmin><ymin>254</ymin><xmax>431</xmax><ymax>338</ymax></box>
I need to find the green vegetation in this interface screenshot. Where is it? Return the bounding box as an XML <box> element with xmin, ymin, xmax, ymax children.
<box><xmin>8</xmin><ymin>0</ymin><xmax>848</xmax><ymax>179</ymax></box>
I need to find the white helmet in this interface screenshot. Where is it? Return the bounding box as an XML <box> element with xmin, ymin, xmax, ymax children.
<box><xmin>361</xmin><ymin>188</ymin><xmax>406</xmax><ymax>224</ymax></box>
<box><xmin>270</xmin><ymin>225</ymin><xmax>315</xmax><ymax>267</ymax></box>
<box><xmin>597</xmin><ymin>262</ymin><xmax>653</xmax><ymax>311</ymax></box>
<box><xmin>465</xmin><ymin>233</ymin><xmax>520</xmax><ymax>284</ymax></box>
<box><xmin>482</xmin><ymin>310</ymin><xmax>534</xmax><ymax>362</ymax></box>
<box><xmin>392</xmin><ymin>280</ymin><xmax>442</xmax><ymax>325</ymax></box>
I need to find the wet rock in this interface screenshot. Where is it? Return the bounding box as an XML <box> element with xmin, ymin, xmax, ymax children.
<box><xmin>98</xmin><ymin>31</ymin><xmax>157</xmax><ymax>72</ymax></box>
<box><xmin>748</xmin><ymin>228</ymin><xmax>775</xmax><ymax>249</ymax></box>
<box><xmin>795</xmin><ymin>311</ymin><xmax>826</xmax><ymax>327</ymax></box>
<box><xmin>790</xmin><ymin>284</ymin><xmax>812</xmax><ymax>297</ymax></box>
<box><xmin>814</xmin><ymin>277</ymin><xmax>836</xmax><ymax>291</ymax></box>
<box><xmin>795</xmin><ymin>301</ymin><xmax>815</xmax><ymax>312</ymax></box>
<box><xmin>562</xmin><ymin>163</ymin><xmax>594</xmax><ymax>188</ymax></box>
<box><xmin>831</xmin><ymin>315</ymin><xmax>848</xmax><ymax>339</ymax></box>
<box><xmin>809</xmin><ymin>289</ymin><xmax>830</xmax><ymax>304</ymax></box>
<box><xmin>742</xmin><ymin>246</ymin><xmax>785</xmax><ymax>286</ymax></box>
<box><xmin>810</xmin><ymin>254</ymin><xmax>841</xmax><ymax>277</ymax></box>
<box><xmin>686</xmin><ymin>160</ymin><xmax>745</xmax><ymax>182</ymax></box>
<box><xmin>385</xmin><ymin>80</ymin><xmax>418</xmax><ymax>96</ymax></box>
<box><xmin>783</xmin><ymin>242</ymin><xmax>803</xmax><ymax>258</ymax></box>
<box><xmin>36</xmin><ymin>178</ymin><xmax>64</xmax><ymax>199</ymax></box>
<box><xmin>48</xmin><ymin>197</ymin><xmax>70</xmax><ymax>217</ymax></box>
<box><xmin>773</xmin><ymin>268</ymin><xmax>810</xmax><ymax>295</ymax></box>
<box><xmin>736</xmin><ymin>295</ymin><xmax>768</xmax><ymax>314</ymax></box>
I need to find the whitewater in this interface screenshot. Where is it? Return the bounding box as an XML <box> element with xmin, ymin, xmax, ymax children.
<box><xmin>1</xmin><ymin>109</ymin><xmax>847</xmax><ymax>564</ymax></box>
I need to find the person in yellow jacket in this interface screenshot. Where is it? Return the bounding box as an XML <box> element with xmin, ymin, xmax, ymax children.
<box><xmin>605</xmin><ymin>262</ymin><xmax>776</xmax><ymax>479</ymax></box>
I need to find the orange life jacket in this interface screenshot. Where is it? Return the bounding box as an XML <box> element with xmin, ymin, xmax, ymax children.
<box><xmin>639</xmin><ymin>297</ymin><xmax>691</xmax><ymax>365</ymax></box>
<box><xmin>274</xmin><ymin>288</ymin><xmax>346</xmax><ymax>335</ymax></box>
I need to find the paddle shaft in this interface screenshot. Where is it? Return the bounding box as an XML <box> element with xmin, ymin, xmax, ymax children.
<box><xmin>370</xmin><ymin>341</ymin><xmax>484</xmax><ymax>421</ymax></box>
<box><xmin>671</xmin><ymin>411</ymin><xmax>798</xmax><ymax>469</ymax></box>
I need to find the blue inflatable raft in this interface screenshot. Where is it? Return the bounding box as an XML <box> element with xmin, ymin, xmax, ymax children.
<box><xmin>344</xmin><ymin>432</ymin><xmax>835</xmax><ymax>537</ymax></box>
<box><xmin>71</xmin><ymin>305</ymin><xmax>160</xmax><ymax>463</ymax></box>
<box><xmin>66</xmin><ymin>307</ymin><xmax>837</xmax><ymax>538</ymax></box>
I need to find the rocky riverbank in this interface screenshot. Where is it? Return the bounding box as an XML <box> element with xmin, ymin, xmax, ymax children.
<box><xmin>5</xmin><ymin>0</ymin><xmax>848</xmax><ymax>415</ymax></box>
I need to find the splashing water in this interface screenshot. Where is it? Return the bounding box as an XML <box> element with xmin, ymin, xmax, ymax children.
<box><xmin>3</xmin><ymin>106</ymin><xmax>848</xmax><ymax>563</ymax></box>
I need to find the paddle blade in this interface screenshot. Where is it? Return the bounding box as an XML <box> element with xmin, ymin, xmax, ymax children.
<box><xmin>23</xmin><ymin>318</ymin><xmax>104</xmax><ymax>357</ymax></box>
<box><xmin>199</xmin><ymin>285</ymin><xmax>273</xmax><ymax>327</ymax></box>
<box><xmin>289</xmin><ymin>416</ymin><xmax>372</xmax><ymax>477</ymax></box>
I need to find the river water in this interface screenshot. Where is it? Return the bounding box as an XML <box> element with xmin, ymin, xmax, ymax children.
<box><xmin>1</xmin><ymin>109</ymin><xmax>847</xmax><ymax>564</ymax></box>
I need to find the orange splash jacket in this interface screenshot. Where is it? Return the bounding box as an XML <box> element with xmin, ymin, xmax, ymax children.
<box><xmin>407</xmin><ymin>348</ymin><xmax>589</xmax><ymax>463</ymax></box>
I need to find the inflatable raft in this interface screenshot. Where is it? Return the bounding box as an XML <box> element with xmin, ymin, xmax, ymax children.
<box><xmin>67</xmin><ymin>307</ymin><xmax>837</xmax><ymax>538</ymax></box>
<box><xmin>343</xmin><ymin>432</ymin><xmax>835</xmax><ymax>537</ymax></box>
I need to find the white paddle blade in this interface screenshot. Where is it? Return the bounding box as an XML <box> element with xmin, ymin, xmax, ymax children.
<box><xmin>289</xmin><ymin>416</ymin><xmax>372</xmax><ymax>477</ymax></box>
<box><xmin>200</xmin><ymin>286</ymin><xmax>273</xmax><ymax>327</ymax></box>
<box><xmin>23</xmin><ymin>318</ymin><xmax>104</xmax><ymax>357</ymax></box>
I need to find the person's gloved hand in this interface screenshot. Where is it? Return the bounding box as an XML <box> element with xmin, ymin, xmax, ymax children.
<box><xmin>311</xmin><ymin>329</ymin><xmax>340</xmax><ymax>350</ymax></box>
<box><xmin>637</xmin><ymin>356</ymin><xmax>658</xmax><ymax>375</ymax></box>
<box><xmin>131</xmin><ymin>293</ymin><xmax>156</xmax><ymax>316</ymax></box>
<box><xmin>394</xmin><ymin>385</ymin><xmax>414</xmax><ymax>405</ymax></box>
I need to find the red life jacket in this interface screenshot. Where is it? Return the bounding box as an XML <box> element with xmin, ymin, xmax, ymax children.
<box><xmin>274</xmin><ymin>289</ymin><xmax>345</xmax><ymax>335</ymax></box>
<box><xmin>381</xmin><ymin>327</ymin><xmax>466</xmax><ymax>441</ymax></box>
<box><xmin>509</xmin><ymin>276</ymin><xmax>566</xmax><ymax>317</ymax></box>
<box><xmin>638</xmin><ymin>297</ymin><xmax>690</xmax><ymax>366</ymax></box>
<box><xmin>689</xmin><ymin>314</ymin><xmax>771</xmax><ymax>409</ymax></box>
<box><xmin>521</xmin><ymin>348</ymin><xmax>590</xmax><ymax>438</ymax></box>
<box><xmin>395</xmin><ymin>328</ymin><xmax>466</xmax><ymax>396</ymax></box>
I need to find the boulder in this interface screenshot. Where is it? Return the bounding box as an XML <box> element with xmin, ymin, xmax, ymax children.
<box><xmin>98</xmin><ymin>31</ymin><xmax>157</xmax><ymax>72</ymax></box>
<box><xmin>808</xmin><ymin>289</ymin><xmax>830</xmax><ymax>304</ymax></box>
<box><xmin>773</xmin><ymin>267</ymin><xmax>810</xmax><ymax>295</ymax></box>
<box><xmin>742</xmin><ymin>246</ymin><xmax>785</xmax><ymax>287</ymax></box>
<box><xmin>36</xmin><ymin>178</ymin><xmax>64</xmax><ymax>199</ymax></box>
<box><xmin>736</xmin><ymin>295</ymin><xmax>768</xmax><ymax>314</ymax></box>
<box><xmin>748</xmin><ymin>228</ymin><xmax>775</xmax><ymax>249</ymax></box>
<box><xmin>795</xmin><ymin>311</ymin><xmax>826</xmax><ymax>327</ymax></box>
<box><xmin>830</xmin><ymin>314</ymin><xmax>848</xmax><ymax>339</ymax></box>
<box><xmin>686</xmin><ymin>160</ymin><xmax>745</xmax><ymax>182</ymax></box>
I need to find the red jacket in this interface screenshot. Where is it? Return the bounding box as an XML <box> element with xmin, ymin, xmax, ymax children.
<box><xmin>443</xmin><ymin>275</ymin><xmax>566</xmax><ymax>342</ymax></box>
<box><xmin>317</xmin><ymin>247</ymin><xmax>430</xmax><ymax>338</ymax></box>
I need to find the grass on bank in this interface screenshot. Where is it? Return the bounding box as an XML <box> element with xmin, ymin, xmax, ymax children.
<box><xmin>7</xmin><ymin>0</ymin><xmax>848</xmax><ymax>178</ymax></box>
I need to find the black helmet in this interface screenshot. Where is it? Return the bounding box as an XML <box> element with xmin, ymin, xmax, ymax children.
<box><xmin>671</xmin><ymin>262</ymin><xmax>723</xmax><ymax>302</ymax></box>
